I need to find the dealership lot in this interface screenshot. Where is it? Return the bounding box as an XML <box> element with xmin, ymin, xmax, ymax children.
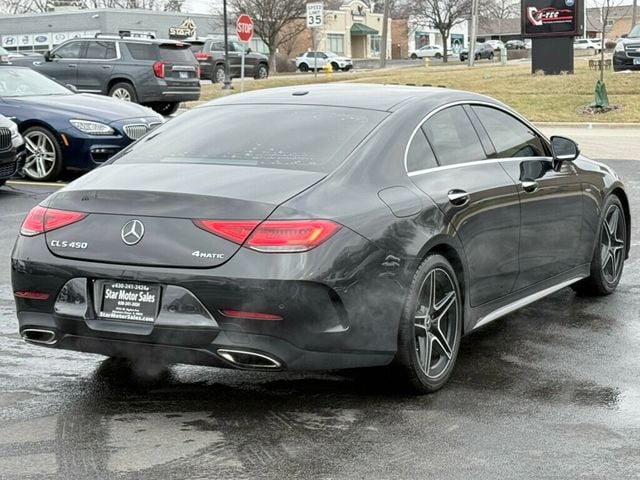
<box><xmin>1</xmin><ymin>147</ymin><xmax>640</xmax><ymax>478</ymax></box>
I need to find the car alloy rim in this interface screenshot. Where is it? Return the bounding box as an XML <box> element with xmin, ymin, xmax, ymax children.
<box><xmin>414</xmin><ymin>267</ymin><xmax>459</xmax><ymax>379</ymax></box>
<box><xmin>112</xmin><ymin>88</ymin><xmax>131</xmax><ymax>101</ymax></box>
<box><xmin>600</xmin><ymin>204</ymin><xmax>625</xmax><ymax>283</ymax></box>
<box><xmin>216</xmin><ymin>69</ymin><xmax>225</xmax><ymax>82</ymax></box>
<box><xmin>258</xmin><ymin>66</ymin><xmax>267</xmax><ymax>78</ymax></box>
<box><xmin>23</xmin><ymin>131</ymin><xmax>56</xmax><ymax>179</ymax></box>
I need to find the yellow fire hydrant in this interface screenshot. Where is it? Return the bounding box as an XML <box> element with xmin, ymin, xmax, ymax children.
<box><xmin>424</xmin><ymin>57</ymin><xmax>430</xmax><ymax>68</ymax></box>
<box><xmin>323</xmin><ymin>62</ymin><xmax>333</xmax><ymax>77</ymax></box>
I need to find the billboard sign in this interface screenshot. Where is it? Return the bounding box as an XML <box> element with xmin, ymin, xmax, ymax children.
<box><xmin>522</xmin><ymin>0</ymin><xmax>583</xmax><ymax>37</ymax></box>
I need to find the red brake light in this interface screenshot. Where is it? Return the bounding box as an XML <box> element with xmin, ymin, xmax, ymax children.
<box><xmin>221</xmin><ymin>309</ymin><xmax>283</xmax><ymax>321</ymax></box>
<box><xmin>193</xmin><ymin>219</ymin><xmax>340</xmax><ymax>252</ymax></box>
<box><xmin>14</xmin><ymin>291</ymin><xmax>50</xmax><ymax>300</ymax></box>
<box><xmin>21</xmin><ymin>206</ymin><xmax>87</xmax><ymax>236</ymax></box>
<box><xmin>153</xmin><ymin>61</ymin><xmax>166</xmax><ymax>78</ymax></box>
<box><xmin>195</xmin><ymin>52</ymin><xmax>210</xmax><ymax>60</ymax></box>
<box><xmin>193</xmin><ymin>220</ymin><xmax>260</xmax><ymax>243</ymax></box>
<box><xmin>247</xmin><ymin>220</ymin><xmax>340</xmax><ymax>252</ymax></box>
<box><xmin>196</xmin><ymin>65</ymin><xmax>201</xmax><ymax>79</ymax></box>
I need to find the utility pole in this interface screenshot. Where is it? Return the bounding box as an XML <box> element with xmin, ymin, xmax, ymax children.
<box><xmin>633</xmin><ymin>0</ymin><xmax>638</xmax><ymax>29</ymax></box>
<box><xmin>469</xmin><ymin>0</ymin><xmax>478</xmax><ymax>67</ymax></box>
<box><xmin>379</xmin><ymin>0</ymin><xmax>391</xmax><ymax>68</ymax></box>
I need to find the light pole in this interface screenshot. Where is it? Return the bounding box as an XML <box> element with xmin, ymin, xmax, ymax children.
<box><xmin>222</xmin><ymin>0</ymin><xmax>233</xmax><ymax>90</ymax></box>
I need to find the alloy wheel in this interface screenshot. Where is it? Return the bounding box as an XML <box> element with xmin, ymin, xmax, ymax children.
<box><xmin>600</xmin><ymin>203</ymin><xmax>625</xmax><ymax>284</ymax></box>
<box><xmin>112</xmin><ymin>88</ymin><xmax>132</xmax><ymax>101</ymax></box>
<box><xmin>414</xmin><ymin>267</ymin><xmax>460</xmax><ymax>379</ymax></box>
<box><xmin>23</xmin><ymin>131</ymin><xmax>57</xmax><ymax>180</ymax></box>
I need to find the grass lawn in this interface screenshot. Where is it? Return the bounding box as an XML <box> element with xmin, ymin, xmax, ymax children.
<box><xmin>196</xmin><ymin>59</ymin><xmax>640</xmax><ymax>123</ymax></box>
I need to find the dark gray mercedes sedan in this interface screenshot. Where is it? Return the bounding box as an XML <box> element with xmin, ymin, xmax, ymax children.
<box><xmin>11</xmin><ymin>84</ymin><xmax>629</xmax><ymax>393</ymax></box>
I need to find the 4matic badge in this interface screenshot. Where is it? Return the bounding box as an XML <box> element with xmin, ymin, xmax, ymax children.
<box><xmin>192</xmin><ymin>250</ymin><xmax>225</xmax><ymax>260</ymax></box>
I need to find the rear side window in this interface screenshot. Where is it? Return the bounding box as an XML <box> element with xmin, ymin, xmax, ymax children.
<box><xmin>472</xmin><ymin>106</ymin><xmax>546</xmax><ymax>158</ymax></box>
<box><xmin>159</xmin><ymin>45</ymin><xmax>196</xmax><ymax>63</ymax></box>
<box><xmin>125</xmin><ymin>43</ymin><xmax>157</xmax><ymax>61</ymax></box>
<box><xmin>406</xmin><ymin>129</ymin><xmax>438</xmax><ymax>172</ymax></box>
<box><xmin>84</xmin><ymin>41</ymin><xmax>117</xmax><ymax>60</ymax></box>
<box><xmin>112</xmin><ymin>105</ymin><xmax>387</xmax><ymax>173</ymax></box>
<box><xmin>422</xmin><ymin>106</ymin><xmax>486</xmax><ymax>166</ymax></box>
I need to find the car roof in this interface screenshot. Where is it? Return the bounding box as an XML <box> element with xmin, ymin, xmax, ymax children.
<box><xmin>69</xmin><ymin>35</ymin><xmax>186</xmax><ymax>46</ymax></box>
<box><xmin>203</xmin><ymin>83</ymin><xmax>501</xmax><ymax>112</ymax></box>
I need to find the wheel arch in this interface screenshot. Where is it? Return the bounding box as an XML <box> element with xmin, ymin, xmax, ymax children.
<box><xmin>107</xmin><ymin>77</ymin><xmax>135</xmax><ymax>93</ymax></box>
<box><xmin>611</xmin><ymin>186</ymin><xmax>631</xmax><ymax>258</ymax></box>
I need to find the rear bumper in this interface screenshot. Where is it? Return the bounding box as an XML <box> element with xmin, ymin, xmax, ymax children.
<box><xmin>12</xmin><ymin>229</ymin><xmax>407</xmax><ymax>371</ymax></box>
<box><xmin>136</xmin><ymin>81</ymin><xmax>201</xmax><ymax>104</ymax></box>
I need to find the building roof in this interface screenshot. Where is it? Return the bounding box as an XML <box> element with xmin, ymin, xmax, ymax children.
<box><xmin>477</xmin><ymin>17</ymin><xmax>521</xmax><ymax>36</ymax></box>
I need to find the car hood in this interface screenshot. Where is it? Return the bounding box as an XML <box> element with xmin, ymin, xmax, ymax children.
<box><xmin>1</xmin><ymin>93</ymin><xmax>161</xmax><ymax>123</ymax></box>
<box><xmin>329</xmin><ymin>56</ymin><xmax>352</xmax><ymax>62</ymax></box>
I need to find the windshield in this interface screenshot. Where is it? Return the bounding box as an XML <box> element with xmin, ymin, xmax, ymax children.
<box><xmin>0</xmin><ymin>68</ymin><xmax>71</xmax><ymax>97</ymax></box>
<box><xmin>325</xmin><ymin>51</ymin><xmax>338</xmax><ymax>57</ymax></box>
<box><xmin>111</xmin><ymin>105</ymin><xmax>387</xmax><ymax>173</ymax></box>
<box><xmin>629</xmin><ymin>25</ymin><xmax>640</xmax><ymax>38</ymax></box>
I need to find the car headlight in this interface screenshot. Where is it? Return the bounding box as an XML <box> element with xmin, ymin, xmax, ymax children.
<box><xmin>7</xmin><ymin>120</ymin><xmax>19</xmax><ymax>139</ymax></box>
<box><xmin>614</xmin><ymin>42</ymin><xmax>625</xmax><ymax>53</ymax></box>
<box><xmin>70</xmin><ymin>119</ymin><xmax>115</xmax><ymax>135</ymax></box>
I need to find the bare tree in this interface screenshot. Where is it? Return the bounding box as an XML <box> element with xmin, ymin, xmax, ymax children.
<box><xmin>486</xmin><ymin>0</ymin><xmax>518</xmax><ymax>41</ymax></box>
<box><xmin>411</xmin><ymin>0</ymin><xmax>472</xmax><ymax>62</ymax></box>
<box><xmin>229</xmin><ymin>0</ymin><xmax>307</xmax><ymax>72</ymax></box>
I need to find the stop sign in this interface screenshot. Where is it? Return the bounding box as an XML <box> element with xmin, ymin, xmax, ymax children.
<box><xmin>236</xmin><ymin>14</ymin><xmax>254</xmax><ymax>43</ymax></box>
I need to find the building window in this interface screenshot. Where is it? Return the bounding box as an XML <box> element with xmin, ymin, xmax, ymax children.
<box><xmin>606</xmin><ymin>19</ymin><xmax>614</xmax><ymax>26</ymax></box>
<box><xmin>370</xmin><ymin>34</ymin><xmax>381</xmax><ymax>56</ymax></box>
<box><xmin>327</xmin><ymin>34</ymin><xmax>344</xmax><ymax>55</ymax></box>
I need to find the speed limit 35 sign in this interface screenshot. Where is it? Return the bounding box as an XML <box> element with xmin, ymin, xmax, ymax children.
<box><xmin>306</xmin><ymin>2</ymin><xmax>324</xmax><ymax>27</ymax></box>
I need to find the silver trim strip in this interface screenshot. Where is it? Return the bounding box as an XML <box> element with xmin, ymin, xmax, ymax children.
<box><xmin>21</xmin><ymin>328</ymin><xmax>58</xmax><ymax>345</ymax></box>
<box><xmin>473</xmin><ymin>276</ymin><xmax>586</xmax><ymax>330</ymax></box>
<box><xmin>404</xmin><ymin>99</ymin><xmax>551</xmax><ymax>174</ymax></box>
<box><xmin>217</xmin><ymin>349</ymin><xmax>282</xmax><ymax>369</ymax></box>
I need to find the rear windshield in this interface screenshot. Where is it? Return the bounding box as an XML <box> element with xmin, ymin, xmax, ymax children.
<box><xmin>159</xmin><ymin>45</ymin><xmax>196</xmax><ymax>63</ymax></box>
<box><xmin>189</xmin><ymin>44</ymin><xmax>204</xmax><ymax>53</ymax></box>
<box><xmin>112</xmin><ymin>105</ymin><xmax>387</xmax><ymax>173</ymax></box>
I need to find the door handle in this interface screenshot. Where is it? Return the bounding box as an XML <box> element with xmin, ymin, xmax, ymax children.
<box><xmin>68</xmin><ymin>64</ymin><xmax>77</xmax><ymax>68</ymax></box>
<box><xmin>521</xmin><ymin>180</ymin><xmax>539</xmax><ymax>193</ymax></box>
<box><xmin>101</xmin><ymin>65</ymin><xmax>110</xmax><ymax>69</ymax></box>
<box><xmin>447</xmin><ymin>189</ymin><xmax>470</xmax><ymax>206</ymax></box>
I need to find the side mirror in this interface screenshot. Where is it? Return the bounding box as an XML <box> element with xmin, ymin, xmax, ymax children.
<box><xmin>622</xmin><ymin>33</ymin><xmax>628</xmax><ymax>38</ymax></box>
<box><xmin>550</xmin><ymin>135</ymin><xmax>580</xmax><ymax>170</ymax></box>
<box><xmin>66</xmin><ymin>84</ymin><xmax>78</xmax><ymax>93</ymax></box>
<box><xmin>44</xmin><ymin>51</ymin><xmax>52</xmax><ymax>61</ymax></box>
<box><xmin>246</xmin><ymin>47</ymin><xmax>252</xmax><ymax>54</ymax></box>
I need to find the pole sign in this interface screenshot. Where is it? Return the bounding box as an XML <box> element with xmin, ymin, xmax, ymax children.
<box><xmin>306</xmin><ymin>2</ymin><xmax>324</xmax><ymax>27</ymax></box>
<box><xmin>236</xmin><ymin>14</ymin><xmax>254</xmax><ymax>43</ymax></box>
<box><xmin>522</xmin><ymin>0</ymin><xmax>583</xmax><ymax>37</ymax></box>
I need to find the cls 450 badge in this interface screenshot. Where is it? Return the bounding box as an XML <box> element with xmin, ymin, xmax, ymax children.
<box><xmin>50</xmin><ymin>240</ymin><xmax>88</xmax><ymax>249</ymax></box>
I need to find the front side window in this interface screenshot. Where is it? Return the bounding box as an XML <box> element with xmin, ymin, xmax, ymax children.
<box><xmin>422</xmin><ymin>106</ymin><xmax>486</xmax><ymax>166</ymax></box>
<box><xmin>53</xmin><ymin>41</ymin><xmax>83</xmax><ymax>59</ymax></box>
<box><xmin>472</xmin><ymin>105</ymin><xmax>546</xmax><ymax>158</ymax></box>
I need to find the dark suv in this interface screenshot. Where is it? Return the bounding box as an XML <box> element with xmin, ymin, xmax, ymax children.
<box><xmin>189</xmin><ymin>39</ymin><xmax>269</xmax><ymax>83</ymax></box>
<box><xmin>614</xmin><ymin>25</ymin><xmax>640</xmax><ymax>71</ymax></box>
<box><xmin>12</xmin><ymin>35</ymin><xmax>200</xmax><ymax>115</ymax></box>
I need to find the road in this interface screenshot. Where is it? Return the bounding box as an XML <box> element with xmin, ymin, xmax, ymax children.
<box><xmin>1</xmin><ymin>159</ymin><xmax>640</xmax><ymax>479</ymax></box>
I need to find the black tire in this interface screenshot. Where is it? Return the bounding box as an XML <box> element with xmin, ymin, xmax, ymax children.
<box><xmin>394</xmin><ymin>254</ymin><xmax>463</xmax><ymax>394</ymax></box>
<box><xmin>108</xmin><ymin>82</ymin><xmax>137</xmax><ymax>103</ymax></box>
<box><xmin>342</xmin><ymin>65</ymin><xmax>352</xmax><ymax>71</ymax></box>
<box><xmin>475</xmin><ymin>54</ymin><xmax>480</xmax><ymax>60</ymax></box>
<box><xmin>489</xmin><ymin>52</ymin><xmax>494</xmax><ymax>60</ymax></box>
<box><xmin>410</xmin><ymin>53</ymin><xmax>418</xmax><ymax>59</ymax></box>
<box><xmin>572</xmin><ymin>195</ymin><xmax>627</xmax><ymax>296</ymax></box>
<box><xmin>254</xmin><ymin>63</ymin><xmax>269</xmax><ymax>79</ymax></box>
<box><xmin>435</xmin><ymin>53</ymin><xmax>442</xmax><ymax>59</ymax></box>
<box><xmin>330</xmin><ymin>62</ymin><xmax>339</xmax><ymax>72</ymax></box>
<box><xmin>298</xmin><ymin>63</ymin><xmax>309</xmax><ymax>72</ymax></box>
<box><xmin>212</xmin><ymin>64</ymin><xmax>226</xmax><ymax>83</ymax></box>
<box><xmin>22</xmin><ymin>126</ymin><xmax>64</xmax><ymax>182</ymax></box>
<box><xmin>150</xmin><ymin>102</ymin><xmax>180</xmax><ymax>116</ymax></box>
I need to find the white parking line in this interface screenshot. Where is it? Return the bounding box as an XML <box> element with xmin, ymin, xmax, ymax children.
<box><xmin>7</xmin><ymin>180</ymin><xmax>67</xmax><ymax>188</ymax></box>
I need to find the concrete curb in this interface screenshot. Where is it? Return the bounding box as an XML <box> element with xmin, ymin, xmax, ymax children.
<box><xmin>534</xmin><ymin>122</ymin><xmax>640</xmax><ymax>129</ymax></box>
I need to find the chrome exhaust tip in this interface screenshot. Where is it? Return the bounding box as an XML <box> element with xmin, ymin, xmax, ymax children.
<box><xmin>21</xmin><ymin>328</ymin><xmax>58</xmax><ymax>345</ymax></box>
<box><xmin>217</xmin><ymin>349</ymin><xmax>282</xmax><ymax>369</ymax></box>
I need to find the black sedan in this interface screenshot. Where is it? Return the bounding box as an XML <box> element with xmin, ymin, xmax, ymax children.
<box><xmin>0</xmin><ymin>67</ymin><xmax>163</xmax><ymax>181</ymax></box>
<box><xmin>0</xmin><ymin>113</ymin><xmax>25</xmax><ymax>186</ymax></box>
<box><xmin>460</xmin><ymin>43</ymin><xmax>495</xmax><ymax>61</ymax></box>
<box><xmin>12</xmin><ymin>84</ymin><xmax>629</xmax><ymax>393</ymax></box>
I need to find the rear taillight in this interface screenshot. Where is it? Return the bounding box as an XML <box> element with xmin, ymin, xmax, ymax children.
<box><xmin>196</xmin><ymin>65</ymin><xmax>201</xmax><ymax>79</ymax></box>
<box><xmin>195</xmin><ymin>52</ymin><xmax>210</xmax><ymax>60</ymax></box>
<box><xmin>21</xmin><ymin>205</ymin><xmax>87</xmax><ymax>236</ymax></box>
<box><xmin>221</xmin><ymin>310</ymin><xmax>283</xmax><ymax>321</ymax></box>
<box><xmin>193</xmin><ymin>219</ymin><xmax>340</xmax><ymax>253</ymax></box>
<box><xmin>153</xmin><ymin>61</ymin><xmax>166</xmax><ymax>78</ymax></box>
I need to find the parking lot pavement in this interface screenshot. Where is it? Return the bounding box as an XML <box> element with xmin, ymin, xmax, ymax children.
<box><xmin>538</xmin><ymin>125</ymin><xmax>640</xmax><ymax>160</ymax></box>
<box><xmin>1</xmin><ymin>160</ymin><xmax>640</xmax><ymax>479</ymax></box>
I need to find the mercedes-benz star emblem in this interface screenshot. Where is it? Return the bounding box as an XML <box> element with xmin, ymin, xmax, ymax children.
<box><xmin>121</xmin><ymin>219</ymin><xmax>145</xmax><ymax>246</ymax></box>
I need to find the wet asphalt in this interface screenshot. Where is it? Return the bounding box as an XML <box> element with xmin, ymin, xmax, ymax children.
<box><xmin>1</xmin><ymin>160</ymin><xmax>640</xmax><ymax>479</ymax></box>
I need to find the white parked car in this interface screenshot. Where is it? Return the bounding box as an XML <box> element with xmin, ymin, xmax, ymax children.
<box><xmin>485</xmin><ymin>40</ymin><xmax>505</xmax><ymax>51</ymax></box>
<box><xmin>410</xmin><ymin>45</ymin><xmax>444</xmax><ymax>59</ymax></box>
<box><xmin>574</xmin><ymin>38</ymin><xmax>602</xmax><ymax>53</ymax></box>
<box><xmin>295</xmin><ymin>51</ymin><xmax>353</xmax><ymax>72</ymax></box>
